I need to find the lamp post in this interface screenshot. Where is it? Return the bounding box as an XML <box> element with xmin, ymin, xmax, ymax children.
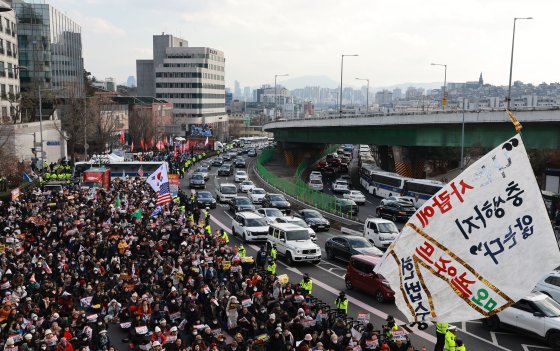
<box><xmin>430</xmin><ymin>62</ymin><xmax>447</xmax><ymax>110</ymax></box>
<box><xmin>340</xmin><ymin>54</ymin><xmax>358</xmax><ymax>117</ymax></box>
<box><xmin>507</xmin><ymin>17</ymin><xmax>533</xmax><ymax>110</ymax></box>
<box><xmin>460</xmin><ymin>97</ymin><xmax>466</xmax><ymax>169</ymax></box>
<box><xmin>274</xmin><ymin>74</ymin><xmax>288</xmax><ymax>121</ymax></box>
<box><xmin>355</xmin><ymin>78</ymin><xmax>369</xmax><ymax>112</ymax></box>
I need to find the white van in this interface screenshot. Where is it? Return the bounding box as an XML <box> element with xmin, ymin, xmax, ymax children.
<box><xmin>215</xmin><ymin>183</ymin><xmax>238</xmax><ymax>203</ymax></box>
<box><xmin>267</xmin><ymin>223</ymin><xmax>321</xmax><ymax>265</ymax></box>
<box><xmin>341</xmin><ymin>217</ymin><xmax>400</xmax><ymax>249</ymax></box>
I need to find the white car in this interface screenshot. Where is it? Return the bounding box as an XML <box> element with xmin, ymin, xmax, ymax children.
<box><xmin>231</xmin><ymin>211</ymin><xmax>269</xmax><ymax>242</ymax></box>
<box><xmin>267</xmin><ymin>222</ymin><xmax>321</xmax><ymax>265</ymax></box>
<box><xmin>234</xmin><ymin>171</ymin><xmax>248</xmax><ymax>183</ymax></box>
<box><xmin>309</xmin><ymin>171</ymin><xmax>322</xmax><ymax>180</ymax></box>
<box><xmin>534</xmin><ymin>271</ymin><xmax>560</xmax><ymax>303</ymax></box>
<box><xmin>380</xmin><ymin>196</ymin><xmax>414</xmax><ymax>206</ymax></box>
<box><xmin>308</xmin><ymin>178</ymin><xmax>323</xmax><ymax>191</ymax></box>
<box><xmin>255</xmin><ymin>207</ymin><xmax>284</xmax><ymax>224</ymax></box>
<box><xmin>194</xmin><ymin>166</ymin><xmax>209</xmax><ymax>181</ymax></box>
<box><xmin>332</xmin><ymin>180</ymin><xmax>350</xmax><ymax>193</ymax></box>
<box><xmin>343</xmin><ymin>190</ymin><xmax>366</xmax><ymax>205</ymax></box>
<box><xmin>483</xmin><ymin>292</ymin><xmax>560</xmax><ymax>348</ymax></box>
<box><xmin>274</xmin><ymin>216</ymin><xmax>317</xmax><ymax>242</ymax></box>
<box><xmin>248</xmin><ymin>188</ymin><xmax>267</xmax><ymax>204</ymax></box>
<box><xmin>239</xmin><ymin>180</ymin><xmax>255</xmax><ymax>193</ymax></box>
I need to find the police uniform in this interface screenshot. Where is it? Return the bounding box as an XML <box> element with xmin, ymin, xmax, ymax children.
<box><xmin>435</xmin><ymin>322</ymin><xmax>448</xmax><ymax>351</ymax></box>
<box><xmin>335</xmin><ymin>293</ymin><xmax>348</xmax><ymax>314</ymax></box>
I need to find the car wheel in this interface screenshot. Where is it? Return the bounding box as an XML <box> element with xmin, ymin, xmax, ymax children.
<box><xmin>372</xmin><ymin>189</ymin><xmax>376</xmax><ymax>197</ymax></box>
<box><xmin>312</xmin><ymin>260</ymin><xmax>320</xmax><ymax>265</ymax></box>
<box><xmin>232</xmin><ymin>227</ymin><xmax>237</xmax><ymax>237</ymax></box>
<box><xmin>482</xmin><ymin>315</ymin><xmax>500</xmax><ymax>331</ymax></box>
<box><xmin>392</xmin><ymin>214</ymin><xmax>398</xmax><ymax>222</ymax></box>
<box><xmin>243</xmin><ymin>232</ymin><xmax>247</xmax><ymax>243</ymax></box>
<box><xmin>547</xmin><ymin>332</ymin><xmax>560</xmax><ymax>349</ymax></box>
<box><xmin>326</xmin><ymin>248</ymin><xmax>334</xmax><ymax>260</ymax></box>
<box><xmin>375</xmin><ymin>290</ymin><xmax>385</xmax><ymax>303</ymax></box>
<box><xmin>285</xmin><ymin>252</ymin><xmax>294</xmax><ymax>266</ymax></box>
<box><xmin>376</xmin><ymin>209</ymin><xmax>381</xmax><ymax>218</ymax></box>
<box><xmin>345</xmin><ymin>278</ymin><xmax>353</xmax><ymax>290</ymax></box>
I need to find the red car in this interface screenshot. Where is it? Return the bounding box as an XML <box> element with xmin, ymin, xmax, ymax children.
<box><xmin>345</xmin><ymin>255</ymin><xmax>395</xmax><ymax>303</ymax></box>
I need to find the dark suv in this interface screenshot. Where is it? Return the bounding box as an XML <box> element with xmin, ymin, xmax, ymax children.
<box><xmin>218</xmin><ymin>164</ymin><xmax>234</xmax><ymax>176</ymax></box>
<box><xmin>262</xmin><ymin>193</ymin><xmax>291</xmax><ymax>214</ymax></box>
<box><xmin>376</xmin><ymin>200</ymin><xmax>417</xmax><ymax>222</ymax></box>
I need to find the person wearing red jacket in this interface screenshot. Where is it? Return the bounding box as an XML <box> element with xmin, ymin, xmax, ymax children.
<box><xmin>151</xmin><ymin>326</ymin><xmax>167</xmax><ymax>345</ymax></box>
<box><xmin>55</xmin><ymin>338</ymin><xmax>74</xmax><ymax>351</ymax></box>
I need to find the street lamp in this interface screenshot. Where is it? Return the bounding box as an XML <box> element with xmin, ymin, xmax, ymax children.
<box><xmin>355</xmin><ymin>78</ymin><xmax>370</xmax><ymax>112</ymax></box>
<box><xmin>274</xmin><ymin>74</ymin><xmax>288</xmax><ymax>120</ymax></box>
<box><xmin>507</xmin><ymin>17</ymin><xmax>533</xmax><ymax>110</ymax></box>
<box><xmin>340</xmin><ymin>54</ymin><xmax>358</xmax><ymax>117</ymax></box>
<box><xmin>431</xmin><ymin>62</ymin><xmax>447</xmax><ymax>110</ymax></box>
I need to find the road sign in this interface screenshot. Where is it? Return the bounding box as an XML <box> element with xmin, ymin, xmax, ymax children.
<box><xmin>442</xmin><ymin>97</ymin><xmax>447</xmax><ymax>106</ymax></box>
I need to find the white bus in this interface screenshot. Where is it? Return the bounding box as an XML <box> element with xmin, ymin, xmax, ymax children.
<box><xmin>360</xmin><ymin>166</ymin><xmax>408</xmax><ymax>199</ymax></box>
<box><xmin>73</xmin><ymin>161</ymin><xmax>164</xmax><ymax>178</ymax></box>
<box><xmin>402</xmin><ymin>179</ymin><xmax>445</xmax><ymax>208</ymax></box>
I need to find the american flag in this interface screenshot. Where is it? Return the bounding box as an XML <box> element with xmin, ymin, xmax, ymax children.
<box><xmin>156</xmin><ymin>182</ymin><xmax>172</xmax><ymax>206</ymax></box>
<box><xmin>138</xmin><ymin>166</ymin><xmax>144</xmax><ymax>177</ymax></box>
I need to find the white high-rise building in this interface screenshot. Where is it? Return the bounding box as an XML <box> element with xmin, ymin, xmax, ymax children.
<box><xmin>136</xmin><ymin>33</ymin><xmax>227</xmax><ymax>134</ymax></box>
<box><xmin>0</xmin><ymin>0</ymin><xmax>19</xmax><ymax>122</ymax></box>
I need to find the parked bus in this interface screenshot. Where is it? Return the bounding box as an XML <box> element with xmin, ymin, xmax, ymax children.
<box><xmin>73</xmin><ymin>161</ymin><xmax>164</xmax><ymax>178</ymax></box>
<box><xmin>402</xmin><ymin>179</ymin><xmax>445</xmax><ymax>208</ymax></box>
<box><xmin>360</xmin><ymin>166</ymin><xmax>408</xmax><ymax>199</ymax></box>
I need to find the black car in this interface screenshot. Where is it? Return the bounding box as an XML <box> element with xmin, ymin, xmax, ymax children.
<box><xmin>248</xmin><ymin>149</ymin><xmax>257</xmax><ymax>157</ymax></box>
<box><xmin>262</xmin><ymin>193</ymin><xmax>291</xmax><ymax>214</ymax></box>
<box><xmin>297</xmin><ymin>209</ymin><xmax>330</xmax><ymax>231</ymax></box>
<box><xmin>322</xmin><ymin>167</ymin><xmax>336</xmax><ymax>178</ymax></box>
<box><xmin>234</xmin><ymin>158</ymin><xmax>246</xmax><ymax>168</ymax></box>
<box><xmin>218</xmin><ymin>164</ymin><xmax>233</xmax><ymax>176</ymax></box>
<box><xmin>325</xmin><ymin>236</ymin><xmax>383</xmax><ymax>261</ymax></box>
<box><xmin>228</xmin><ymin>196</ymin><xmax>255</xmax><ymax>213</ymax></box>
<box><xmin>189</xmin><ymin>173</ymin><xmax>205</xmax><ymax>189</ymax></box>
<box><xmin>376</xmin><ymin>200</ymin><xmax>417</xmax><ymax>222</ymax></box>
<box><xmin>211</xmin><ymin>157</ymin><xmax>224</xmax><ymax>167</ymax></box>
<box><xmin>196</xmin><ymin>191</ymin><xmax>217</xmax><ymax>209</ymax></box>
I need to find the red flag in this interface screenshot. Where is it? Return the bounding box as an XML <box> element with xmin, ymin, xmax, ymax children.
<box><xmin>130</xmin><ymin>141</ymin><xmax>134</xmax><ymax>152</ymax></box>
<box><xmin>120</xmin><ymin>130</ymin><xmax>125</xmax><ymax>144</ymax></box>
<box><xmin>140</xmin><ymin>138</ymin><xmax>145</xmax><ymax>151</ymax></box>
<box><xmin>148</xmin><ymin>137</ymin><xmax>154</xmax><ymax>148</ymax></box>
<box><xmin>163</xmin><ymin>137</ymin><xmax>168</xmax><ymax>147</ymax></box>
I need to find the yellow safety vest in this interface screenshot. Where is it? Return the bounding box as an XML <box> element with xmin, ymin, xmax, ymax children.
<box><xmin>335</xmin><ymin>298</ymin><xmax>348</xmax><ymax>313</ymax></box>
<box><xmin>436</xmin><ymin>322</ymin><xmax>448</xmax><ymax>334</ymax></box>
<box><xmin>220</xmin><ymin>231</ymin><xmax>229</xmax><ymax>244</ymax></box>
<box><xmin>238</xmin><ymin>246</ymin><xmax>246</xmax><ymax>257</ymax></box>
<box><xmin>444</xmin><ymin>331</ymin><xmax>456</xmax><ymax>351</ymax></box>
<box><xmin>300</xmin><ymin>279</ymin><xmax>313</xmax><ymax>295</ymax></box>
<box><xmin>266</xmin><ymin>261</ymin><xmax>276</xmax><ymax>275</ymax></box>
<box><xmin>271</xmin><ymin>247</ymin><xmax>277</xmax><ymax>260</ymax></box>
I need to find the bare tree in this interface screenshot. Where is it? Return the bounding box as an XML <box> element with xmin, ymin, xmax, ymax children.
<box><xmin>86</xmin><ymin>97</ymin><xmax>124</xmax><ymax>154</ymax></box>
<box><xmin>128</xmin><ymin>107</ymin><xmax>157</xmax><ymax>150</ymax></box>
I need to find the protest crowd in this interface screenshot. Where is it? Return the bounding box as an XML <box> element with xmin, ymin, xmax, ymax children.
<box><xmin>0</xmin><ymin>150</ymin><xmax>420</xmax><ymax>351</ymax></box>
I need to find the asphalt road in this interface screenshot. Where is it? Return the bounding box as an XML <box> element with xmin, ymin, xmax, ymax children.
<box><xmin>195</xmin><ymin>151</ymin><xmax>553</xmax><ymax>351</ymax></box>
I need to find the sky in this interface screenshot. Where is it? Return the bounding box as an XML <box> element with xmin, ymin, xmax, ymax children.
<box><xmin>50</xmin><ymin>0</ymin><xmax>560</xmax><ymax>90</ymax></box>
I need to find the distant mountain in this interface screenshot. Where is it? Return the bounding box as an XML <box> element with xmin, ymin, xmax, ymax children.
<box><xmin>277</xmin><ymin>75</ymin><xmax>340</xmax><ymax>90</ymax></box>
<box><xmin>372</xmin><ymin>81</ymin><xmax>442</xmax><ymax>92</ymax></box>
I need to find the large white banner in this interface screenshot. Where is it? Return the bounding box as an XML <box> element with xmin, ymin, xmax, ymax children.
<box><xmin>375</xmin><ymin>134</ymin><xmax>560</xmax><ymax>323</ymax></box>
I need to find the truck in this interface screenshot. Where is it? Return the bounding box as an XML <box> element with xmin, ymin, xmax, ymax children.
<box><xmin>341</xmin><ymin>217</ymin><xmax>400</xmax><ymax>249</ymax></box>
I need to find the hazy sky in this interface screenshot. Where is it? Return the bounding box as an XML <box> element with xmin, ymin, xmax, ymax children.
<box><xmin>51</xmin><ymin>0</ymin><xmax>559</xmax><ymax>90</ymax></box>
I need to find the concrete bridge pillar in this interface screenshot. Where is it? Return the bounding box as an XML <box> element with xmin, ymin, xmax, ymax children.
<box><xmin>392</xmin><ymin>146</ymin><xmax>413</xmax><ymax>177</ymax></box>
<box><xmin>280</xmin><ymin>142</ymin><xmax>326</xmax><ymax>167</ymax></box>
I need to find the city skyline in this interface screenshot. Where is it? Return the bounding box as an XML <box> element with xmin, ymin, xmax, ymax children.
<box><xmin>50</xmin><ymin>0</ymin><xmax>560</xmax><ymax>89</ymax></box>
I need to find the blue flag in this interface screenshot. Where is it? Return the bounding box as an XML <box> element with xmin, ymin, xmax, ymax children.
<box><xmin>150</xmin><ymin>205</ymin><xmax>163</xmax><ymax>218</ymax></box>
<box><xmin>23</xmin><ymin>172</ymin><xmax>33</xmax><ymax>183</ymax></box>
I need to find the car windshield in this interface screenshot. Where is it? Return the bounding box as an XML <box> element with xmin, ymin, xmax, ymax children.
<box><xmin>242</xmin><ymin>181</ymin><xmax>253</xmax><ymax>185</ymax></box>
<box><xmin>378</xmin><ymin>222</ymin><xmax>399</xmax><ymax>232</ymax></box>
<box><xmin>347</xmin><ymin>238</ymin><xmax>371</xmax><ymax>248</ymax></box>
<box><xmin>270</xmin><ymin>195</ymin><xmax>285</xmax><ymax>201</ymax></box>
<box><xmin>402</xmin><ymin>205</ymin><xmax>416</xmax><ymax>211</ymax></box>
<box><xmin>533</xmin><ymin>296</ymin><xmax>560</xmax><ymax>317</ymax></box>
<box><xmin>192</xmin><ymin>174</ymin><xmax>204</xmax><ymax>180</ymax></box>
<box><xmin>252</xmin><ymin>189</ymin><xmax>265</xmax><ymax>194</ymax></box>
<box><xmin>290</xmin><ymin>218</ymin><xmax>308</xmax><ymax>228</ymax></box>
<box><xmin>198</xmin><ymin>192</ymin><xmax>212</xmax><ymax>199</ymax></box>
<box><xmin>236</xmin><ymin>198</ymin><xmax>251</xmax><ymax>205</ymax></box>
<box><xmin>246</xmin><ymin>218</ymin><xmax>267</xmax><ymax>227</ymax></box>
<box><xmin>304</xmin><ymin>211</ymin><xmax>322</xmax><ymax>219</ymax></box>
<box><xmin>236</xmin><ymin>172</ymin><xmax>246</xmax><ymax>176</ymax></box>
<box><xmin>310</xmin><ymin>180</ymin><xmax>322</xmax><ymax>184</ymax></box>
<box><xmin>196</xmin><ymin>168</ymin><xmax>207</xmax><ymax>172</ymax></box>
<box><xmin>351</xmin><ymin>191</ymin><xmax>363</xmax><ymax>196</ymax></box>
<box><xmin>222</xmin><ymin>186</ymin><xmax>237</xmax><ymax>194</ymax></box>
<box><xmin>286</xmin><ymin>230</ymin><xmax>310</xmax><ymax>241</ymax></box>
<box><xmin>265</xmin><ymin>209</ymin><xmax>283</xmax><ymax>217</ymax></box>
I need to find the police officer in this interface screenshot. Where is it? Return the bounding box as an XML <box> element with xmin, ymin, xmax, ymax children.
<box><xmin>238</xmin><ymin>244</ymin><xmax>246</xmax><ymax>257</ymax></box>
<box><xmin>270</xmin><ymin>244</ymin><xmax>277</xmax><ymax>261</ymax></box>
<box><xmin>455</xmin><ymin>338</ymin><xmax>466</xmax><ymax>351</ymax></box>
<box><xmin>384</xmin><ymin>315</ymin><xmax>399</xmax><ymax>339</ymax></box>
<box><xmin>300</xmin><ymin>273</ymin><xmax>313</xmax><ymax>295</ymax></box>
<box><xmin>204</xmin><ymin>209</ymin><xmax>211</xmax><ymax>226</ymax></box>
<box><xmin>256</xmin><ymin>245</ymin><xmax>267</xmax><ymax>270</ymax></box>
<box><xmin>435</xmin><ymin>321</ymin><xmax>448</xmax><ymax>351</ymax></box>
<box><xmin>335</xmin><ymin>291</ymin><xmax>348</xmax><ymax>315</ymax></box>
<box><xmin>266</xmin><ymin>257</ymin><xmax>276</xmax><ymax>275</ymax></box>
<box><xmin>219</xmin><ymin>229</ymin><xmax>229</xmax><ymax>244</ymax></box>
<box><xmin>444</xmin><ymin>325</ymin><xmax>457</xmax><ymax>351</ymax></box>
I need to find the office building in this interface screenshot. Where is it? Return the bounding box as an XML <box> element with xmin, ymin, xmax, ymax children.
<box><xmin>9</xmin><ymin>0</ymin><xmax>84</xmax><ymax>97</ymax></box>
<box><xmin>136</xmin><ymin>33</ymin><xmax>227</xmax><ymax>136</ymax></box>
<box><xmin>0</xmin><ymin>0</ymin><xmax>20</xmax><ymax>122</ymax></box>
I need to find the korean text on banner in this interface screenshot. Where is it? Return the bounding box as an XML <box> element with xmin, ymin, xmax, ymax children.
<box><xmin>375</xmin><ymin>135</ymin><xmax>560</xmax><ymax>323</ymax></box>
<box><xmin>168</xmin><ymin>174</ymin><xmax>179</xmax><ymax>197</ymax></box>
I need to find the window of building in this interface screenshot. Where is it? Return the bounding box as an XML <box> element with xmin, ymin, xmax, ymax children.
<box><xmin>1</xmin><ymin>107</ymin><xmax>7</xmax><ymax>117</ymax></box>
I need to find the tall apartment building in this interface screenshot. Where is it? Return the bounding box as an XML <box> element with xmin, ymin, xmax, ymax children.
<box><xmin>136</xmin><ymin>33</ymin><xmax>227</xmax><ymax>137</ymax></box>
<box><xmin>0</xmin><ymin>0</ymin><xmax>20</xmax><ymax>122</ymax></box>
<box><xmin>8</xmin><ymin>0</ymin><xmax>84</xmax><ymax>98</ymax></box>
